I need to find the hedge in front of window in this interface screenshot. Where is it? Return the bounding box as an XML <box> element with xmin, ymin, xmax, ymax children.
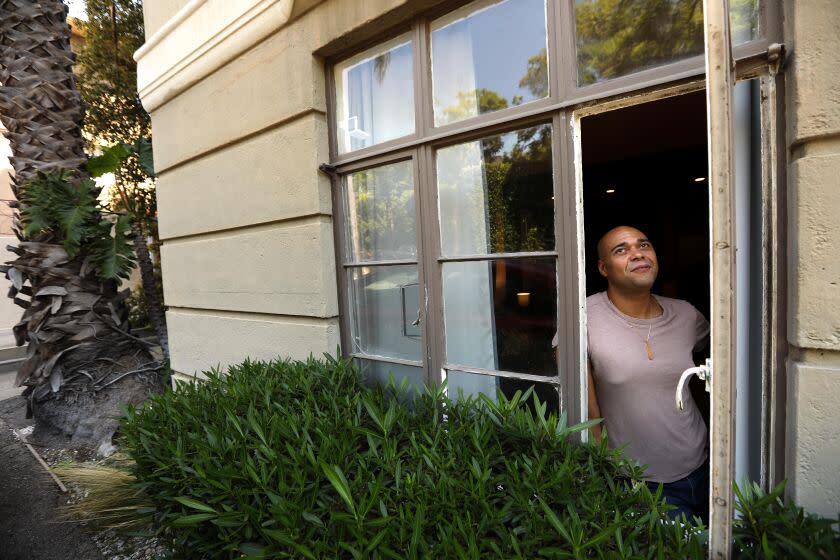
<box><xmin>123</xmin><ymin>356</ymin><xmax>712</xmax><ymax>558</ymax></box>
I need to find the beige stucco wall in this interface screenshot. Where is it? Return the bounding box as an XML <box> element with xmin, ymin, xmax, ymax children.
<box><xmin>141</xmin><ymin>0</ymin><xmax>190</xmax><ymax>40</ymax></box>
<box><xmin>136</xmin><ymin>0</ymin><xmax>440</xmax><ymax>380</ymax></box>
<box><xmin>784</xmin><ymin>0</ymin><xmax>840</xmax><ymax>517</ymax></box>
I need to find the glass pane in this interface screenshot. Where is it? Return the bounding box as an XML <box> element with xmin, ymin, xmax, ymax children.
<box><xmin>357</xmin><ymin>359</ymin><xmax>424</xmax><ymax>393</ymax></box>
<box><xmin>344</xmin><ymin>160</ymin><xmax>416</xmax><ymax>262</ymax></box>
<box><xmin>446</xmin><ymin>370</ymin><xmax>559</xmax><ymax>412</ymax></box>
<box><xmin>437</xmin><ymin>125</ymin><xmax>553</xmax><ymax>256</ymax></box>
<box><xmin>334</xmin><ymin>35</ymin><xmax>414</xmax><ymax>154</ymax></box>
<box><xmin>442</xmin><ymin>258</ymin><xmax>556</xmax><ymax>376</ymax></box>
<box><xmin>349</xmin><ymin>265</ymin><xmax>422</xmax><ymax>361</ymax></box>
<box><xmin>575</xmin><ymin>0</ymin><xmax>761</xmax><ymax>86</ymax></box>
<box><xmin>731</xmin><ymin>0</ymin><xmax>760</xmax><ymax>44</ymax></box>
<box><xmin>431</xmin><ymin>0</ymin><xmax>549</xmax><ymax>127</ymax></box>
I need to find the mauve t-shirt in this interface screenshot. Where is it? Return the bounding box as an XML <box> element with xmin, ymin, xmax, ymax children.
<box><xmin>587</xmin><ymin>291</ymin><xmax>709</xmax><ymax>483</ymax></box>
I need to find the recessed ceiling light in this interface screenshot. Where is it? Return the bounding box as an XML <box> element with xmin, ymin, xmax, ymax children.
<box><xmin>605</xmin><ymin>189</ymin><xmax>615</xmax><ymax>194</ymax></box>
<box><xmin>694</xmin><ymin>177</ymin><xmax>705</xmax><ymax>182</ymax></box>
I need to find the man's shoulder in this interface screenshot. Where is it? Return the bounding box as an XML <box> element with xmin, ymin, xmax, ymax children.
<box><xmin>585</xmin><ymin>291</ymin><xmax>608</xmax><ymax>311</ymax></box>
<box><xmin>654</xmin><ymin>295</ymin><xmax>697</xmax><ymax>315</ymax></box>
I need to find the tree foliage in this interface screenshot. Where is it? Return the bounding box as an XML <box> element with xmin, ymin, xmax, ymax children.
<box><xmin>19</xmin><ymin>170</ymin><xmax>136</xmax><ymax>281</ymax></box>
<box><xmin>77</xmin><ymin>0</ymin><xmax>148</xmax><ymax>150</ymax></box>
<box><xmin>76</xmin><ymin>0</ymin><xmax>155</xmax><ymax>228</ymax></box>
<box><xmin>76</xmin><ymin>1</ymin><xmax>168</xmax><ymax>354</ymax></box>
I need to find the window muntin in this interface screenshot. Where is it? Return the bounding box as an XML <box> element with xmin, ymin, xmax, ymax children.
<box><xmin>446</xmin><ymin>370</ymin><xmax>560</xmax><ymax>408</ymax></box>
<box><xmin>334</xmin><ymin>34</ymin><xmax>415</xmax><ymax>154</ymax></box>
<box><xmin>442</xmin><ymin>257</ymin><xmax>557</xmax><ymax>376</ymax></box>
<box><xmin>343</xmin><ymin>161</ymin><xmax>416</xmax><ymax>262</ymax></box>
<box><xmin>436</xmin><ymin>124</ymin><xmax>554</xmax><ymax>256</ymax></box>
<box><xmin>356</xmin><ymin>358</ymin><xmax>424</xmax><ymax>392</ymax></box>
<box><xmin>431</xmin><ymin>0</ymin><xmax>549</xmax><ymax>127</ymax></box>
<box><xmin>574</xmin><ymin>0</ymin><xmax>762</xmax><ymax>86</ymax></box>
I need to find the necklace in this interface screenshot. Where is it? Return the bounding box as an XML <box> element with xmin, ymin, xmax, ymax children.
<box><xmin>607</xmin><ymin>294</ymin><xmax>656</xmax><ymax>360</ymax></box>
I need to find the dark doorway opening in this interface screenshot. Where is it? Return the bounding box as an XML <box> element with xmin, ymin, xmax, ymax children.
<box><xmin>581</xmin><ymin>90</ymin><xmax>711</xmax><ymax>425</ymax></box>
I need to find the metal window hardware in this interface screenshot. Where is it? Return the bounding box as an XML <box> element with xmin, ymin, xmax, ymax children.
<box><xmin>675</xmin><ymin>358</ymin><xmax>711</xmax><ymax>411</ymax></box>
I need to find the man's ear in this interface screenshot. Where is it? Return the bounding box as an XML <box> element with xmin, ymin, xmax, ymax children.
<box><xmin>597</xmin><ymin>259</ymin><xmax>608</xmax><ymax>278</ymax></box>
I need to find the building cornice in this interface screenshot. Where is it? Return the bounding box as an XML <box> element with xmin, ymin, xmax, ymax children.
<box><xmin>135</xmin><ymin>0</ymin><xmax>294</xmax><ymax>113</ymax></box>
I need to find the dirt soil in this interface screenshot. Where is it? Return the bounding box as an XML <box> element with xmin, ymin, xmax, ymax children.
<box><xmin>0</xmin><ymin>395</ymin><xmax>103</xmax><ymax>560</ymax></box>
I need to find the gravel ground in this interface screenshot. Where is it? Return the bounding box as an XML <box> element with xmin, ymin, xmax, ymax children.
<box><xmin>0</xmin><ymin>395</ymin><xmax>171</xmax><ymax>560</ymax></box>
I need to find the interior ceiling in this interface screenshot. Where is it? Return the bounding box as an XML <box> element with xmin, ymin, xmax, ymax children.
<box><xmin>581</xmin><ymin>90</ymin><xmax>707</xmax><ymax>165</ymax></box>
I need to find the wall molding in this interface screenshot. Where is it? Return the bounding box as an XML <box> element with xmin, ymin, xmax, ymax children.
<box><xmin>135</xmin><ymin>0</ymin><xmax>295</xmax><ymax>113</ymax></box>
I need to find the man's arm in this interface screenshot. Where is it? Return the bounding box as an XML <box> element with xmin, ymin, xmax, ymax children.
<box><xmin>587</xmin><ymin>359</ymin><xmax>602</xmax><ymax>443</ymax></box>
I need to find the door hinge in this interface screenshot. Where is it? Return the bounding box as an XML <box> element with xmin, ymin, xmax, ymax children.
<box><xmin>767</xmin><ymin>43</ymin><xmax>784</xmax><ymax>76</ymax></box>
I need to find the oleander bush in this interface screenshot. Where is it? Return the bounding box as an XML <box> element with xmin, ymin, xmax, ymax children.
<box><xmin>122</xmin><ymin>356</ymin><xmax>706</xmax><ymax>559</ymax></box>
<box><xmin>120</xmin><ymin>356</ymin><xmax>839</xmax><ymax>559</ymax></box>
<box><xmin>734</xmin><ymin>480</ymin><xmax>839</xmax><ymax>559</ymax></box>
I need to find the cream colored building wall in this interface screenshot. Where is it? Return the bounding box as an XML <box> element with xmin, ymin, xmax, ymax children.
<box><xmin>136</xmin><ymin>0</ymin><xmax>441</xmax><ymax>381</ymax></box>
<box><xmin>141</xmin><ymin>0</ymin><xmax>191</xmax><ymax>39</ymax></box>
<box><xmin>783</xmin><ymin>0</ymin><xmax>840</xmax><ymax>518</ymax></box>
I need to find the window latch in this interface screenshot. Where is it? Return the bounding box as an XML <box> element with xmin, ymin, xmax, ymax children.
<box><xmin>675</xmin><ymin>359</ymin><xmax>711</xmax><ymax>411</ymax></box>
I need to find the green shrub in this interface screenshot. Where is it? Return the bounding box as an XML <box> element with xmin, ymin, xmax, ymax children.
<box><xmin>734</xmin><ymin>480</ymin><xmax>840</xmax><ymax>559</ymax></box>
<box><xmin>123</xmin><ymin>356</ymin><xmax>707</xmax><ymax>559</ymax></box>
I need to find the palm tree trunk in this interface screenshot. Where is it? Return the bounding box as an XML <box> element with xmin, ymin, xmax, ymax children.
<box><xmin>0</xmin><ymin>0</ymin><xmax>162</xmax><ymax>446</ymax></box>
<box><xmin>0</xmin><ymin>0</ymin><xmax>87</xmax><ymax>187</ymax></box>
<box><xmin>132</xmin><ymin>221</ymin><xmax>168</xmax><ymax>359</ymax></box>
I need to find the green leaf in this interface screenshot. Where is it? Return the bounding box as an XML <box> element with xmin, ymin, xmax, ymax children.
<box><xmin>302</xmin><ymin>511</ymin><xmax>325</xmax><ymax>528</ymax></box>
<box><xmin>135</xmin><ymin>138</ymin><xmax>155</xmax><ymax>177</ymax></box>
<box><xmin>773</xmin><ymin>532</ymin><xmax>822</xmax><ymax>560</ymax></box>
<box><xmin>170</xmin><ymin>513</ymin><xmax>216</xmax><ymax>526</ymax></box>
<box><xmin>238</xmin><ymin>543</ymin><xmax>268</xmax><ymax>558</ymax></box>
<box><xmin>539</xmin><ymin>498</ymin><xmax>573</xmax><ymax>545</ymax></box>
<box><xmin>321</xmin><ymin>463</ymin><xmax>356</xmax><ymax>516</ymax></box>
<box><xmin>89</xmin><ymin>214</ymin><xmax>136</xmax><ymax>280</ymax></box>
<box><xmin>56</xmin><ymin>181</ymin><xmax>98</xmax><ymax>257</ymax></box>
<box><xmin>87</xmin><ymin>142</ymin><xmax>133</xmax><ymax>177</ymax></box>
<box><xmin>174</xmin><ymin>496</ymin><xmax>217</xmax><ymax>513</ymax></box>
<box><xmin>262</xmin><ymin>529</ymin><xmax>317</xmax><ymax>559</ymax></box>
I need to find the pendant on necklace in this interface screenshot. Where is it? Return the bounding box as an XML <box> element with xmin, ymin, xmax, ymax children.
<box><xmin>645</xmin><ymin>340</ymin><xmax>654</xmax><ymax>360</ymax></box>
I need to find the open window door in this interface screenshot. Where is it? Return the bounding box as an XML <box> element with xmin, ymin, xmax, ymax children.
<box><xmin>702</xmin><ymin>1</ymin><xmax>737</xmax><ymax>557</ymax></box>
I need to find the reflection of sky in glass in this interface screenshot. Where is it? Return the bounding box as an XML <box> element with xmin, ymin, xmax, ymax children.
<box><xmin>432</xmin><ymin>0</ymin><xmax>548</xmax><ymax>126</ymax></box>
<box><xmin>335</xmin><ymin>39</ymin><xmax>414</xmax><ymax>153</ymax></box>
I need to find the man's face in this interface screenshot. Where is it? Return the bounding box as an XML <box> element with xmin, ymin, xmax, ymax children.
<box><xmin>597</xmin><ymin>227</ymin><xmax>658</xmax><ymax>293</ymax></box>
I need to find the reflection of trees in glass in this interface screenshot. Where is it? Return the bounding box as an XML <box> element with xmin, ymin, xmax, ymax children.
<box><xmin>729</xmin><ymin>0</ymin><xmax>759</xmax><ymax>44</ymax></box>
<box><xmin>373</xmin><ymin>52</ymin><xmax>391</xmax><ymax>84</ymax></box>
<box><xmin>576</xmin><ymin>0</ymin><xmax>704</xmax><ymax>85</ymax></box>
<box><xmin>436</xmin><ymin>46</ymin><xmax>549</xmax><ymax>124</ymax></box>
<box><xmin>347</xmin><ymin>163</ymin><xmax>415</xmax><ymax>261</ymax></box>
<box><xmin>519</xmin><ymin>48</ymin><xmax>548</xmax><ymax>99</ymax></box>
<box><xmin>484</xmin><ymin>125</ymin><xmax>553</xmax><ymax>254</ymax></box>
<box><xmin>575</xmin><ymin>0</ymin><xmax>760</xmax><ymax>85</ymax></box>
<box><xmin>441</xmin><ymin>88</ymin><xmax>510</xmax><ymax>126</ymax></box>
<box><xmin>438</xmin><ymin>124</ymin><xmax>553</xmax><ymax>255</ymax></box>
